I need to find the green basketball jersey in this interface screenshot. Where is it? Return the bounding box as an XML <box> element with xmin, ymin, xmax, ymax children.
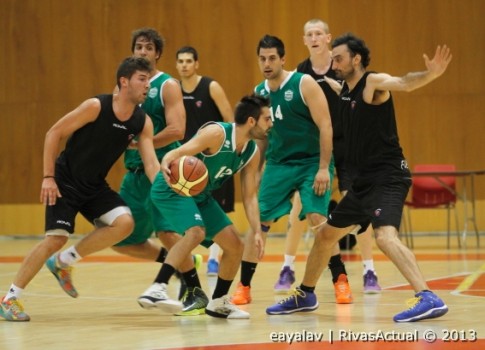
<box><xmin>255</xmin><ymin>72</ymin><xmax>320</xmax><ymax>165</ymax></box>
<box><xmin>124</xmin><ymin>72</ymin><xmax>180</xmax><ymax>169</ymax></box>
<box><xmin>195</xmin><ymin>122</ymin><xmax>257</xmax><ymax>201</ymax></box>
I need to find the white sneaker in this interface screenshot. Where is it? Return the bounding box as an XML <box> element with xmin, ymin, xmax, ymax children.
<box><xmin>206</xmin><ymin>295</ymin><xmax>250</xmax><ymax>319</ymax></box>
<box><xmin>137</xmin><ymin>283</ymin><xmax>183</xmax><ymax>313</ymax></box>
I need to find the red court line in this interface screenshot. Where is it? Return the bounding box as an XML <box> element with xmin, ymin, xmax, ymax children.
<box><xmin>162</xmin><ymin>339</ymin><xmax>484</xmax><ymax>350</ymax></box>
<box><xmin>1</xmin><ymin>253</ymin><xmax>485</xmax><ymax>264</ymax></box>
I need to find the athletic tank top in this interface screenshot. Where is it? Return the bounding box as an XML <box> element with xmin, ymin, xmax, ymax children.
<box><xmin>58</xmin><ymin>94</ymin><xmax>145</xmax><ymax>189</ymax></box>
<box><xmin>254</xmin><ymin>72</ymin><xmax>319</xmax><ymax>165</ymax></box>
<box><xmin>340</xmin><ymin>72</ymin><xmax>410</xmax><ymax>183</ymax></box>
<box><xmin>181</xmin><ymin>76</ymin><xmax>224</xmax><ymax>144</ymax></box>
<box><xmin>195</xmin><ymin>122</ymin><xmax>257</xmax><ymax>201</ymax></box>
<box><xmin>124</xmin><ymin>72</ymin><xmax>180</xmax><ymax>169</ymax></box>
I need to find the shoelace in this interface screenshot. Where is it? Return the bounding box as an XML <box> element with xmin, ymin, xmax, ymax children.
<box><xmin>278</xmin><ymin>288</ymin><xmax>305</xmax><ymax>305</ymax></box>
<box><xmin>404</xmin><ymin>296</ymin><xmax>422</xmax><ymax>310</ymax></box>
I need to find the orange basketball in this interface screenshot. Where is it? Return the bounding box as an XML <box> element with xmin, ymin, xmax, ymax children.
<box><xmin>169</xmin><ymin>155</ymin><xmax>209</xmax><ymax>197</ymax></box>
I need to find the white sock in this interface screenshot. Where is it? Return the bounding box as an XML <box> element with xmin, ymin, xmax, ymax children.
<box><xmin>363</xmin><ymin>259</ymin><xmax>375</xmax><ymax>275</ymax></box>
<box><xmin>282</xmin><ymin>255</ymin><xmax>295</xmax><ymax>270</ymax></box>
<box><xmin>209</xmin><ymin>243</ymin><xmax>220</xmax><ymax>261</ymax></box>
<box><xmin>59</xmin><ymin>246</ymin><xmax>82</xmax><ymax>266</ymax></box>
<box><xmin>5</xmin><ymin>284</ymin><xmax>23</xmax><ymax>300</ymax></box>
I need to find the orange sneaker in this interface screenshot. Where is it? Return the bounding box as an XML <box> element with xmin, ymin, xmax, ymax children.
<box><xmin>231</xmin><ymin>282</ymin><xmax>252</xmax><ymax>305</ymax></box>
<box><xmin>334</xmin><ymin>274</ymin><xmax>353</xmax><ymax>304</ymax></box>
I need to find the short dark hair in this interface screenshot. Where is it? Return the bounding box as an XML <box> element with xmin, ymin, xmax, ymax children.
<box><xmin>176</xmin><ymin>46</ymin><xmax>199</xmax><ymax>61</ymax></box>
<box><xmin>257</xmin><ymin>35</ymin><xmax>285</xmax><ymax>58</ymax></box>
<box><xmin>131</xmin><ymin>28</ymin><xmax>164</xmax><ymax>56</ymax></box>
<box><xmin>116</xmin><ymin>57</ymin><xmax>151</xmax><ymax>88</ymax></box>
<box><xmin>234</xmin><ymin>94</ymin><xmax>270</xmax><ymax>125</ymax></box>
<box><xmin>332</xmin><ymin>33</ymin><xmax>371</xmax><ymax>68</ymax></box>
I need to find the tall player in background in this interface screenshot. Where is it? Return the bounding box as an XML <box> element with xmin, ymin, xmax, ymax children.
<box><xmin>175</xmin><ymin>46</ymin><xmax>235</xmax><ymax>276</ymax></box>
<box><xmin>110</xmin><ymin>28</ymin><xmax>202</xmax><ymax>304</ymax></box>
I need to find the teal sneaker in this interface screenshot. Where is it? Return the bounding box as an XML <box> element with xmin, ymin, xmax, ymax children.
<box><xmin>45</xmin><ymin>254</ymin><xmax>78</xmax><ymax>298</ymax></box>
<box><xmin>0</xmin><ymin>297</ymin><xmax>31</xmax><ymax>322</ymax></box>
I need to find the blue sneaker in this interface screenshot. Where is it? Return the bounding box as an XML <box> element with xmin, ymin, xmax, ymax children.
<box><xmin>207</xmin><ymin>259</ymin><xmax>219</xmax><ymax>276</ymax></box>
<box><xmin>393</xmin><ymin>291</ymin><xmax>448</xmax><ymax>322</ymax></box>
<box><xmin>266</xmin><ymin>287</ymin><xmax>319</xmax><ymax>315</ymax></box>
<box><xmin>45</xmin><ymin>254</ymin><xmax>78</xmax><ymax>298</ymax></box>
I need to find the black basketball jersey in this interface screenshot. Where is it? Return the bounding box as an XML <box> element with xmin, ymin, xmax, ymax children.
<box><xmin>57</xmin><ymin>94</ymin><xmax>146</xmax><ymax>191</ymax></box>
<box><xmin>339</xmin><ymin>72</ymin><xmax>409</xmax><ymax>183</ymax></box>
<box><xmin>181</xmin><ymin>76</ymin><xmax>223</xmax><ymax>144</ymax></box>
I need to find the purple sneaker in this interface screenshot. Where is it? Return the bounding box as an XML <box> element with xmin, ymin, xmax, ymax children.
<box><xmin>274</xmin><ymin>266</ymin><xmax>296</xmax><ymax>293</ymax></box>
<box><xmin>363</xmin><ymin>270</ymin><xmax>381</xmax><ymax>294</ymax></box>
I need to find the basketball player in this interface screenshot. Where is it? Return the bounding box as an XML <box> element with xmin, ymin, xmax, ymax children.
<box><xmin>232</xmin><ymin>35</ymin><xmax>334</xmax><ymax>306</ymax></box>
<box><xmin>107</xmin><ymin>28</ymin><xmax>203</xmax><ymax>309</ymax></box>
<box><xmin>266</xmin><ymin>33</ymin><xmax>451</xmax><ymax>322</ymax></box>
<box><xmin>0</xmin><ymin>57</ymin><xmax>160</xmax><ymax>322</ymax></box>
<box><xmin>175</xmin><ymin>45</ymin><xmax>235</xmax><ymax>276</ymax></box>
<box><xmin>138</xmin><ymin>94</ymin><xmax>272</xmax><ymax>319</ymax></box>
<box><xmin>273</xmin><ymin>19</ymin><xmax>381</xmax><ymax>298</ymax></box>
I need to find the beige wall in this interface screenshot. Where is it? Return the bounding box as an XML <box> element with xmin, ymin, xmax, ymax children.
<box><xmin>1</xmin><ymin>0</ymin><xmax>484</xmax><ymax>235</ymax></box>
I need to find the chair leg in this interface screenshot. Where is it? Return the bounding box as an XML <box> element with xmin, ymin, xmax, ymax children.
<box><xmin>447</xmin><ymin>205</ymin><xmax>451</xmax><ymax>249</ymax></box>
<box><xmin>454</xmin><ymin>205</ymin><xmax>461</xmax><ymax>249</ymax></box>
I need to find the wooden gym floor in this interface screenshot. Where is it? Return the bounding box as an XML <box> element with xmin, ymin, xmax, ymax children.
<box><xmin>0</xmin><ymin>233</ymin><xmax>484</xmax><ymax>350</ymax></box>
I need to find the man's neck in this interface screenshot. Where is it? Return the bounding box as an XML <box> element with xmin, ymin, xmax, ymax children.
<box><xmin>267</xmin><ymin>70</ymin><xmax>289</xmax><ymax>91</ymax></box>
<box><xmin>346</xmin><ymin>68</ymin><xmax>366</xmax><ymax>91</ymax></box>
<box><xmin>309</xmin><ymin>49</ymin><xmax>332</xmax><ymax>75</ymax></box>
<box><xmin>181</xmin><ymin>74</ymin><xmax>201</xmax><ymax>93</ymax></box>
<box><xmin>150</xmin><ymin>68</ymin><xmax>161</xmax><ymax>79</ymax></box>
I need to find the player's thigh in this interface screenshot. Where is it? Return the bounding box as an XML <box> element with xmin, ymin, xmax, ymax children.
<box><xmin>151</xmin><ymin>173</ymin><xmax>205</xmax><ymax>233</ymax></box>
<box><xmin>298</xmin><ymin>161</ymin><xmax>335</xmax><ymax>219</ymax></box>
<box><xmin>197</xmin><ymin>197</ymin><xmax>232</xmax><ymax>248</ymax></box>
<box><xmin>259</xmin><ymin>164</ymin><xmax>298</xmax><ymax>222</ymax></box>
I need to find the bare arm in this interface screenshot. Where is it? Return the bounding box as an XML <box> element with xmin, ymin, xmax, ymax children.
<box><xmin>137</xmin><ymin>116</ymin><xmax>161</xmax><ymax>183</ymax></box>
<box><xmin>323</xmin><ymin>76</ymin><xmax>343</xmax><ymax>95</ymax></box>
<box><xmin>240</xmin><ymin>149</ymin><xmax>264</xmax><ymax>259</ymax></box>
<box><xmin>209</xmin><ymin>81</ymin><xmax>234</xmax><ymax>122</ymax></box>
<box><xmin>41</xmin><ymin>98</ymin><xmax>100</xmax><ymax>205</ymax></box>
<box><xmin>160</xmin><ymin>124</ymin><xmax>224</xmax><ymax>179</ymax></box>
<box><xmin>301</xmin><ymin>75</ymin><xmax>333</xmax><ymax>196</ymax></box>
<box><xmin>153</xmin><ymin>79</ymin><xmax>186</xmax><ymax>148</ymax></box>
<box><xmin>365</xmin><ymin>45</ymin><xmax>452</xmax><ymax>99</ymax></box>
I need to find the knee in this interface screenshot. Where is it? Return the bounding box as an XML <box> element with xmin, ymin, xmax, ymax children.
<box><xmin>186</xmin><ymin>226</ymin><xmax>205</xmax><ymax>244</ymax></box>
<box><xmin>113</xmin><ymin>214</ymin><xmax>135</xmax><ymax>238</ymax></box>
<box><xmin>374</xmin><ymin>229</ymin><xmax>399</xmax><ymax>251</ymax></box>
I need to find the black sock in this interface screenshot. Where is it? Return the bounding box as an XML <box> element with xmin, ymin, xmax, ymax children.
<box><xmin>181</xmin><ymin>268</ymin><xmax>201</xmax><ymax>289</ymax></box>
<box><xmin>299</xmin><ymin>284</ymin><xmax>315</xmax><ymax>293</ymax></box>
<box><xmin>156</xmin><ymin>247</ymin><xmax>168</xmax><ymax>263</ymax></box>
<box><xmin>212</xmin><ymin>277</ymin><xmax>233</xmax><ymax>299</ymax></box>
<box><xmin>328</xmin><ymin>254</ymin><xmax>347</xmax><ymax>283</ymax></box>
<box><xmin>240</xmin><ymin>261</ymin><xmax>257</xmax><ymax>287</ymax></box>
<box><xmin>154</xmin><ymin>263</ymin><xmax>176</xmax><ymax>284</ymax></box>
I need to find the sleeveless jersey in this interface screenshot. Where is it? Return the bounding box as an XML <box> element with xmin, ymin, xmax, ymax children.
<box><xmin>196</xmin><ymin>122</ymin><xmax>257</xmax><ymax>200</ymax></box>
<box><xmin>296</xmin><ymin>58</ymin><xmax>346</xmax><ymax>173</ymax></box>
<box><xmin>58</xmin><ymin>94</ymin><xmax>145</xmax><ymax>190</ymax></box>
<box><xmin>254</xmin><ymin>72</ymin><xmax>319</xmax><ymax>165</ymax></box>
<box><xmin>181</xmin><ymin>76</ymin><xmax>224</xmax><ymax>144</ymax></box>
<box><xmin>339</xmin><ymin>71</ymin><xmax>409</xmax><ymax>182</ymax></box>
<box><xmin>124</xmin><ymin>72</ymin><xmax>180</xmax><ymax>168</ymax></box>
